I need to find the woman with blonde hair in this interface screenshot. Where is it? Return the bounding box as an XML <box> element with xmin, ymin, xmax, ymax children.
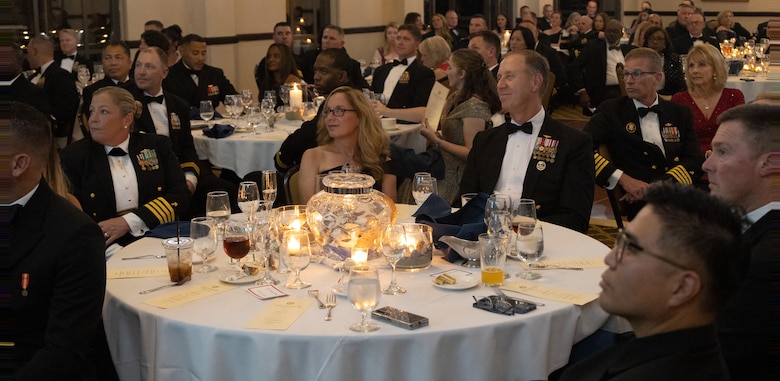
<box><xmin>372</xmin><ymin>22</ymin><xmax>400</xmax><ymax>66</ymax></box>
<box><xmin>418</xmin><ymin>35</ymin><xmax>451</xmax><ymax>87</ymax></box>
<box><xmin>423</xmin><ymin>13</ymin><xmax>453</xmax><ymax>49</ymax></box>
<box><xmin>631</xmin><ymin>21</ymin><xmax>653</xmax><ymax>47</ymax></box>
<box><xmin>298</xmin><ymin>86</ymin><xmax>395</xmax><ymax>203</ymax></box>
<box><xmin>543</xmin><ymin>11</ymin><xmax>565</xmax><ymax>44</ymax></box>
<box><xmin>671</xmin><ymin>43</ymin><xmax>745</xmax><ymax>154</ymax></box>
<box><xmin>715</xmin><ymin>10</ymin><xmax>752</xmax><ymax>43</ymax></box>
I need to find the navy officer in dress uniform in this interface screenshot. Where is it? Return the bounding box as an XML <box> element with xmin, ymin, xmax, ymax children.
<box><xmin>61</xmin><ymin>86</ymin><xmax>190</xmax><ymax>246</ymax></box>
<box><xmin>164</xmin><ymin>33</ymin><xmax>238</xmax><ymax>111</ymax></box>
<box><xmin>584</xmin><ymin>47</ymin><xmax>703</xmax><ymax>219</ymax></box>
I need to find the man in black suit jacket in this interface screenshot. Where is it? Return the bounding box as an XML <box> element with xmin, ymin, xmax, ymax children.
<box><xmin>164</xmin><ymin>34</ymin><xmax>238</xmax><ymax>109</ymax></box>
<box><xmin>55</xmin><ymin>28</ymin><xmax>94</xmax><ymax>79</ymax></box>
<box><xmin>81</xmin><ymin>41</ymin><xmax>133</xmax><ymax>118</ymax></box>
<box><xmin>537</xmin><ymin>4</ymin><xmax>553</xmax><ymax>31</ymax></box>
<box><xmin>560</xmin><ymin>183</ymin><xmax>742</xmax><ymax>381</ymax></box>
<box><xmin>9</xmin><ymin>103</ymin><xmax>106</xmax><ymax>380</ymax></box>
<box><xmin>702</xmin><ymin>104</ymin><xmax>777</xmax><ymax>380</ymax></box>
<box><xmin>585</xmin><ymin>48</ymin><xmax>703</xmax><ymax>219</ymax></box>
<box><xmin>665</xmin><ymin>3</ymin><xmax>695</xmax><ymax>40</ymax></box>
<box><xmin>517</xmin><ymin>21</ymin><xmax>568</xmax><ymax>95</ymax></box>
<box><xmin>26</xmin><ymin>36</ymin><xmax>79</xmax><ymax>140</ymax></box>
<box><xmin>569</xmin><ymin>20</ymin><xmax>636</xmax><ymax>113</ymax></box>
<box><xmin>371</xmin><ymin>24</ymin><xmax>435</xmax><ymax>124</ymax></box>
<box><xmin>298</xmin><ymin>25</ymin><xmax>368</xmax><ymax>88</ymax></box>
<box><xmin>10</xmin><ymin>44</ymin><xmax>52</xmax><ymax>117</ymax></box>
<box><xmin>559</xmin><ymin>15</ymin><xmax>599</xmax><ymax>58</ymax></box>
<box><xmin>459</xmin><ymin>50</ymin><xmax>594</xmax><ymax>233</ymax></box>
<box><xmin>671</xmin><ymin>11</ymin><xmax>719</xmax><ymax>55</ymax></box>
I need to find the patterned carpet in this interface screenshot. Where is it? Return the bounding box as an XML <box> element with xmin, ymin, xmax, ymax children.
<box><xmin>586</xmin><ymin>218</ymin><xmax>619</xmax><ymax>249</ymax></box>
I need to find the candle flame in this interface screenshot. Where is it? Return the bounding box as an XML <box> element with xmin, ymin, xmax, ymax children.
<box><xmin>352</xmin><ymin>248</ymin><xmax>368</xmax><ymax>263</ymax></box>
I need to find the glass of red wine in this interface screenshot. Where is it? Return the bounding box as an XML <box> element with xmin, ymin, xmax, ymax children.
<box><xmin>223</xmin><ymin>221</ymin><xmax>251</xmax><ymax>266</ymax></box>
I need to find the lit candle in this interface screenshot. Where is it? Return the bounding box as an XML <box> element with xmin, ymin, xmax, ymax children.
<box><xmin>288</xmin><ymin>236</ymin><xmax>301</xmax><ymax>254</ymax></box>
<box><xmin>351</xmin><ymin>248</ymin><xmax>368</xmax><ymax>264</ymax></box>
<box><xmin>289</xmin><ymin>83</ymin><xmax>303</xmax><ymax>109</ymax></box>
<box><xmin>504</xmin><ymin>30</ymin><xmax>511</xmax><ymax>45</ymax></box>
<box><xmin>289</xmin><ymin>218</ymin><xmax>303</xmax><ymax>231</ymax></box>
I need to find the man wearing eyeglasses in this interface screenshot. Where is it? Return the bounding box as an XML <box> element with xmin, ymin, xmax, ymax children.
<box><xmin>672</xmin><ymin>11</ymin><xmax>718</xmax><ymax>55</ymax></box>
<box><xmin>584</xmin><ymin>48</ymin><xmax>703</xmax><ymax>219</ymax></box>
<box><xmin>568</xmin><ymin>20</ymin><xmax>636</xmax><ymax>115</ymax></box>
<box><xmin>561</xmin><ymin>183</ymin><xmax>743</xmax><ymax>380</ymax></box>
<box><xmin>702</xmin><ymin>103</ymin><xmax>777</xmax><ymax>380</ymax></box>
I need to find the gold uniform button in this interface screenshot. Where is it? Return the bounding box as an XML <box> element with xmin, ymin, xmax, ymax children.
<box><xmin>536</xmin><ymin>205</ymin><xmax>541</xmax><ymax>209</ymax></box>
<box><xmin>157</xmin><ymin>187</ymin><xmax>163</xmax><ymax>192</ymax></box>
<box><xmin>651</xmin><ymin>165</ymin><xmax>657</xmax><ymax>169</ymax></box>
<box><xmin>674</xmin><ymin>157</ymin><xmax>680</xmax><ymax>162</ymax></box>
<box><xmin>90</xmin><ymin>193</ymin><xmax>96</xmax><ymax>198</ymax></box>
<box><xmin>92</xmin><ymin>213</ymin><xmax>97</xmax><ymax>217</ymax></box>
<box><xmin>643</xmin><ymin>152</ymin><xmax>648</xmax><ymax>156</ymax></box>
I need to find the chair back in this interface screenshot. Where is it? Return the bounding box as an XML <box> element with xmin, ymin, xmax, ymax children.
<box><xmin>616</xmin><ymin>63</ymin><xmax>627</xmax><ymax>97</ymax></box>
<box><xmin>542</xmin><ymin>72</ymin><xmax>556</xmax><ymax>111</ymax></box>
<box><xmin>597</xmin><ymin>144</ymin><xmax>625</xmax><ymax>229</ymax></box>
<box><xmin>283</xmin><ymin>164</ymin><xmax>302</xmax><ymax>206</ymax></box>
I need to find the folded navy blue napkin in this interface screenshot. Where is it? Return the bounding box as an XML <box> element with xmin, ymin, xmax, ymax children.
<box><xmin>413</xmin><ymin>193</ymin><xmax>488</xmax><ymax>262</ymax></box>
<box><xmin>190</xmin><ymin>107</ymin><xmax>223</xmax><ymax>120</ymax></box>
<box><xmin>202</xmin><ymin>123</ymin><xmax>234</xmax><ymax>138</ymax></box>
<box><xmin>145</xmin><ymin>221</ymin><xmax>191</xmax><ymax>239</ymax></box>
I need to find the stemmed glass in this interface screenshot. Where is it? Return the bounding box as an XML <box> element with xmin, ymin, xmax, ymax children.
<box><xmin>484</xmin><ymin>194</ymin><xmax>512</xmax><ymax>226</ymax></box>
<box><xmin>240</xmin><ymin>89</ymin><xmax>253</xmax><ymax>112</ymax></box>
<box><xmin>225</xmin><ymin>94</ymin><xmax>242</xmax><ymax>127</ymax></box>
<box><xmin>261</xmin><ymin>98</ymin><xmax>276</xmax><ymax>132</ymax></box>
<box><xmin>190</xmin><ymin>217</ymin><xmax>218</xmax><ymax>273</ymax></box>
<box><xmin>253</xmin><ymin>201</ymin><xmax>278</xmax><ymax>285</ymax></box>
<box><xmin>199</xmin><ymin>100</ymin><xmax>214</xmax><ymax>128</ymax></box>
<box><xmin>76</xmin><ymin>65</ymin><xmax>90</xmax><ymax>92</ymax></box>
<box><xmin>348</xmin><ymin>265</ymin><xmax>381</xmax><ymax>332</ymax></box>
<box><xmin>486</xmin><ymin>210</ymin><xmax>511</xmax><ymax>236</ymax></box>
<box><xmin>205</xmin><ymin>191</ymin><xmax>230</xmax><ymax>239</ymax></box>
<box><xmin>511</xmin><ymin>198</ymin><xmax>537</xmax><ymax>236</ymax></box>
<box><xmin>223</xmin><ymin>221</ymin><xmax>251</xmax><ymax>265</ymax></box>
<box><xmin>261</xmin><ymin>169</ymin><xmax>278</xmax><ymax>205</ymax></box>
<box><xmin>516</xmin><ymin>224</ymin><xmax>544</xmax><ymax>280</ymax></box>
<box><xmin>412</xmin><ymin>172</ymin><xmax>437</xmax><ymax>205</ymax></box>
<box><xmin>237</xmin><ymin>181</ymin><xmax>260</xmax><ymax>222</ymax></box>
<box><xmin>282</xmin><ymin>230</ymin><xmax>311</xmax><ymax>289</ymax></box>
<box><xmin>279</xmin><ymin>84</ymin><xmax>291</xmax><ymax>112</ymax></box>
<box><xmin>247</xmin><ymin>105</ymin><xmax>262</xmax><ymax>134</ymax></box>
<box><xmin>380</xmin><ymin>225</ymin><xmax>408</xmax><ymax>295</ymax></box>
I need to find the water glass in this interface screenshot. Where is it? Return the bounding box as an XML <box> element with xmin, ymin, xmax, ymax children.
<box><xmin>348</xmin><ymin>265</ymin><xmax>381</xmax><ymax>332</ymax></box>
<box><xmin>190</xmin><ymin>217</ymin><xmax>218</xmax><ymax>273</ymax></box>
<box><xmin>282</xmin><ymin>230</ymin><xmax>312</xmax><ymax>289</ymax></box>
<box><xmin>517</xmin><ymin>224</ymin><xmax>544</xmax><ymax>280</ymax></box>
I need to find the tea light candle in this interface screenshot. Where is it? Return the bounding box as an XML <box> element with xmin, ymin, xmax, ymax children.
<box><xmin>289</xmin><ymin>218</ymin><xmax>303</xmax><ymax>231</ymax></box>
<box><xmin>288</xmin><ymin>236</ymin><xmax>301</xmax><ymax>254</ymax></box>
<box><xmin>290</xmin><ymin>83</ymin><xmax>303</xmax><ymax>109</ymax></box>
<box><xmin>351</xmin><ymin>248</ymin><xmax>368</xmax><ymax>264</ymax></box>
<box><xmin>503</xmin><ymin>30</ymin><xmax>510</xmax><ymax>45</ymax></box>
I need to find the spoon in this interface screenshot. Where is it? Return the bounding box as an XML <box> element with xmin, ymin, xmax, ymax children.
<box><xmin>308</xmin><ymin>290</ymin><xmax>326</xmax><ymax>309</ymax></box>
<box><xmin>139</xmin><ymin>278</ymin><xmax>189</xmax><ymax>294</ymax></box>
<box><xmin>123</xmin><ymin>254</ymin><xmax>166</xmax><ymax>260</ymax></box>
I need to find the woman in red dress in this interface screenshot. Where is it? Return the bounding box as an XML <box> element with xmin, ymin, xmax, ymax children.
<box><xmin>671</xmin><ymin>43</ymin><xmax>744</xmax><ymax>155</ymax></box>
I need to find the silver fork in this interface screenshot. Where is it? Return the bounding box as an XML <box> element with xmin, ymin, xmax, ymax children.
<box><xmin>123</xmin><ymin>254</ymin><xmax>166</xmax><ymax>260</ymax></box>
<box><xmin>324</xmin><ymin>293</ymin><xmax>336</xmax><ymax>321</ymax></box>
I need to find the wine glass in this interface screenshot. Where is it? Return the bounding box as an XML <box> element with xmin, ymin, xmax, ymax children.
<box><xmin>237</xmin><ymin>181</ymin><xmax>260</xmax><ymax>222</ymax></box>
<box><xmin>253</xmin><ymin>201</ymin><xmax>278</xmax><ymax>285</ymax></box>
<box><xmin>261</xmin><ymin>98</ymin><xmax>276</xmax><ymax>132</ymax></box>
<box><xmin>348</xmin><ymin>265</ymin><xmax>381</xmax><ymax>332</ymax></box>
<box><xmin>486</xmin><ymin>210</ymin><xmax>511</xmax><ymax>236</ymax></box>
<box><xmin>261</xmin><ymin>169</ymin><xmax>278</xmax><ymax>205</ymax></box>
<box><xmin>206</xmin><ymin>191</ymin><xmax>231</xmax><ymax>239</ymax></box>
<box><xmin>380</xmin><ymin>225</ymin><xmax>408</xmax><ymax>295</ymax></box>
<box><xmin>223</xmin><ymin>221</ymin><xmax>251</xmax><ymax>265</ymax></box>
<box><xmin>412</xmin><ymin>173</ymin><xmax>437</xmax><ymax>205</ymax></box>
<box><xmin>516</xmin><ymin>224</ymin><xmax>544</xmax><ymax>280</ymax></box>
<box><xmin>240</xmin><ymin>89</ymin><xmax>253</xmax><ymax>112</ymax></box>
<box><xmin>484</xmin><ymin>194</ymin><xmax>512</xmax><ymax>225</ymax></box>
<box><xmin>282</xmin><ymin>230</ymin><xmax>311</xmax><ymax>289</ymax></box>
<box><xmin>511</xmin><ymin>198</ymin><xmax>537</xmax><ymax>236</ymax></box>
<box><xmin>247</xmin><ymin>105</ymin><xmax>262</xmax><ymax>134</ymax></box>
<box><xmin>199</xmin><ymin>100</ymin><xmax>214</xmax><ymax>128</ymax></box>
<box><xmin>190</xmin><ymin>217</ymin><xmax>218</xmax><ymax>273</ymax></box>
<box><xmin>76</xmin><ymin>65</ymin><xmax>90</xmax><ymax>91</ymax></box>
<box><xmin>279</xmin><ymin>84</ymin><xmax>291</xmax><ymax>111</ymax></box>
<box><xmin>225</xmin><ymin>94</ymin><xmax>242</xmax><ymax>126</ymax></box>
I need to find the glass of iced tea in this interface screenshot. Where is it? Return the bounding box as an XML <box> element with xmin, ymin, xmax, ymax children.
<box><xmin>162</xmin><ymin>237</ymin><xmax>193</xmax><ymax>283</ymax></box>
<box><xmin>479</xmin><ymin>233</ymin><xmax>509</xmax><ymax>287</ymax></box>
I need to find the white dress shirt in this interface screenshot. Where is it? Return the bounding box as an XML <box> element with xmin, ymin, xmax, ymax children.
<box><xmin>382</xmin><ymin>56</ymin><xmax>416</xmax><ymax>102</ymax></box>
<box><xmin>145</xmin><ymin>91</ymin><xmax>169</xmax><ymax>136</ymax></box>
<box><xmin>105</xmin><ymin>137</ymin><xmax>149</xmax><ymax>237</ymax></box>
<box><xmin>493</xmin><ymin>107</ymin><xmax>546</xmax><ymax>203</ymax></box>
<box><xmin>605</xmin><ymin>41</ymin><xmax>624</xmax><ymax>86</ymax></box>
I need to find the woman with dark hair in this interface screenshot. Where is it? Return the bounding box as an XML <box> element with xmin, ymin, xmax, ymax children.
<box><xmin>493</xmin><ymin>13</ymin><xmax>512</xmax><ymax>39</ymax></box>
<box><xmin>419</xmin><ymin>49</ymin><xmax>500</xmax><ymax>204</ymax></box>
<box><xmin>162</xmin><ymin>24</ymin><xmax>183</xmax><ymax>65</ymax></box>
<box><xmin>404</xmin><ymin>12</ymin><xmax>424</xmax><ymax>33</ymax></box>
<box><xmin>508</xmin><ymin>26</ymin><xmax>536</xmax><ymax>52</ymax></box>
<box><xmin>643</xmin><ymin>26</ymin><xmax>686</xmax><ymax>97</ymax></box>
<box><xmin>258</xmin><ymin>43</ymin><xmax>301</xmax><ymax>109</ymax></box>
<box><xmin>594</xmin><ymin>12</ymin><xmax>609</xmax><ymax>40</ymax></box>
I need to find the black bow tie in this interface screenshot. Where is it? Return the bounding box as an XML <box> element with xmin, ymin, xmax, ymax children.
<box><xmin>692</xmin><ymin>36</ymin><xmax>703</xmax><ymax>42</ymax></box>
<box><xmin>608</xmin><ymin>45</ymin><xmax>621</xmax><ymax>51</ymax></box>
<box><xmin>108</xmin><ymin>147</ymin><xmax>127</xmax><ymax>157</ymax></box>
<box><xmin>145</xmin><ymin>95</ymin><xmax>164</xmax><ymax>104</ymax></box>
<box><xmin>65</xmin><ymin>54</ymin><xmax>76</xmax><ymax>60</ymax></box>
<box><xmin>7</xmin><ymin>203</ymin><xmax>22</xmax><ymax>223</ymax></box>
<box><xmin>507</xmin><ymin>121</ymin><xmax>533</xmax><ymax>135</ymax></box>
<box><xmin>186</xmin><ymin>68</ymin><xmax>201</xmax><ymax>76</ymax></box>
<box><xmin>637</xmin><ymin>105</ymin><xmax>663</xmax><ymax>118</ymax></box>
<box><xmin>392</xmin><ymin>59</ymin><xmax>409</xmax><ymax>66</ymax></box>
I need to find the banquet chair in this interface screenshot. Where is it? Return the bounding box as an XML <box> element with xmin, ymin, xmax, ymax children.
<box><xmin>283</xmin><ymin>164</ymin><xmax>301</xmax><ymax>205</ymax></box>
<box><xmin>597</xmin><ymin>144</ymin><xmax>625</xmax><ymax>229</ymax></box>
<box><xmin>616</xmin><ymin>63</ymin><xmax>627</xmax><ymax>97</ymax></box>
<box><xmin>542</xmin><ymin>72</ymin><xmax>557</xmax><ymax>111</ymax></box>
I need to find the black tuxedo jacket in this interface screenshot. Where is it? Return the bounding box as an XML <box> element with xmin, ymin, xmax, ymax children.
<box><xmin>665</xmin><ymin>21</ymin><xmax>689</xmax><ymax>40</ymax></box>
<box><xmin>11</xmin><ymin>75</ymin><xmax>52</xmax><ymax>117</ymax></box>
<box><xmin>55</xmin><ymin>51</ymin><xmax>94</xmax><ymax>79</ymax></box>
<box><xmin>559</xmin><ymin>29</ymin><xmax>599</xmax><ymax>57</ymax></box>
<box><xmin>10</xmin><ymin>179</ymin><xmax>106</xmax><ymax>380</ymax></box>
<box><xmin>81</xmin><ymin>76</ymin><xmax>127</xmax><ymax>116</ymax></box>
<box><xmin>718</xmin><ymin>209</ymin><xmax>776</xmax><ymax>380</ymax></box>
<box><xmin>38</xmin><ymin>63</ymin><xmax>79</xmax><ymax>137</ymax></box>
<box><xmin>60</xmin><ymin>133</ymin><xmax>190</xmax><ymax>245</ymax></box>
<box><xmin>299</xmin><ymin>47</ymin><xmax>369</xmax><ymax>88</ymax></box>
<box><xmin>568</xmin><ymin>40</ymin><xmax>635</xmax><ymax>107</ymax></box>
<box><xmin>585</xmin><ymin>96</ymin><xmax>703</xmax><ymax>188</ymax></box>
<box><xmin>125</xmin><ymin>84</ymin><xmax>200</xmax><ymax>178</ymax></box>
<box><xmin>672</xmin><ymin>34</ymin><xmax>719</xmax><ymax>55</ymax></box>
<box><xmin>371</xmin><ymin>59</ymin><xmax>435</xmax><ymax>112</ymax></box>
<box><xmin>163</xmin><ymin>60</ymin><xmax>238</xmax><ymax>108</ymax></box>
<box><xmin>459</xmin><ymin>114</ymin><xmax>595</xmax><ymax>233</ymax></box>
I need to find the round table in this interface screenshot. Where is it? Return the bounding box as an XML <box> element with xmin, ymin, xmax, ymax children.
<box><xmin>725</xmin><ymin>75</ymin><xmax>780</xmax><ymax>103</ymax></box>
<box><xmin>103</xmin><ymin>205</ymin><xmax>613</xmax><ymax>380</ymax></box>
<box><xmin>193</xmin><ymin>119</ymin><xmax>427</xmax><ymax>177</ymax></box>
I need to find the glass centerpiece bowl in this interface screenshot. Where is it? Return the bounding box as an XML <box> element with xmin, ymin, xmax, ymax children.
<box><xmin>306</xmin><ymin>173</ymin><xmax>396</xmax><ymax>261</ymax></box>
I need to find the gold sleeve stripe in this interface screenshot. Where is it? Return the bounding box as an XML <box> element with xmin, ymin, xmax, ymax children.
<box><xmin>181</xmin><ymin>162</ymin><xmax>200</xmax><ymax>176</ymax></box>
<box><xmin>144</xmin><ymin>197</ymin><xmax>175</xmax><ymax>223</ymax></box>
<box><xmin>594</xmin><ymin>153</ymin><xmax>610</xmax><ymax>177</ymax></box>
<box><xmin>667</xmin><ymin>165</ymin><xmax>692</xmax><ymax>185</ymax></box>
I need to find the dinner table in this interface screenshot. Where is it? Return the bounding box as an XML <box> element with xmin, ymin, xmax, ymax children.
<box><xmin>103</xmin><ymin>204</ymin><xmax>617</xmax><ymax>381</ymax></box>
<box><xmin>192</xmin><ymin>118</ymin><xmax>427</xmax><ymax>178</ymax></box>
<box><xmin>725</xmin><ymin>74</ymin><xmax>780</xmax><ymax>103</ymax></box>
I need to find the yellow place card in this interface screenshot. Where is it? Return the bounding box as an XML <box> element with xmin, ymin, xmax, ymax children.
<box><xmin>502</xmin><ymin>280</ymin><xmax>599</xmax><ymax>306</ymax></box>
<box><xmin>107</xmin><ymin>267</ymin><xmax>169</xmax><ymax>279</ymax></box>
<box><xmin>143</xmin><ymin>280</ymin><xmax>238</xmax><ymax>309</ymax></box>
<box><xmin>246</xmin><ymin>297</ymin><xmax>314</xmax><ymax>331</ymax></box>
<box><xmin>519</xmin><ymin>258</ymin><xmax>606</xmax><ymax>270</ymax></box>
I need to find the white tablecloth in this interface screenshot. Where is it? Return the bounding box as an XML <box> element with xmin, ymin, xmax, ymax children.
<box><xmin>193</xmin><ymin>119</ymin><xmax>426</xmax><ymax>177</ymax></box>
<box><xmin>726</xmin><ymin>75</ymin><xmax>780</xmax><ymax>103</ymax></box>
<box><xmin>104</xmin><ymin>204</ymin><xmax>613</xmax><ymax>381</ymax></box>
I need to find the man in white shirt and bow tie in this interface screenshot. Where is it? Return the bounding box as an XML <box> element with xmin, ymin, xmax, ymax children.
<box><xmin>56</xmin><ymin>28</ymin><xmax>94</xmax><ymax>77</ymax></box>
<box><xmin>584</xmin><ymin>47</ymin><xmax>703</xmax><ymax>219</ymax></box>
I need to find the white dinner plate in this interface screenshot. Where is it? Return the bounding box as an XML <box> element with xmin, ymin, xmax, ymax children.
<box><xmin>432</xmin><ymin>274</ymin><xmax>479</xmax><ymax>290</ymax></box>
<box><xmin>218</xmin><ymin>271</ymin><xmax>262</xmax><ymax>284</ymax></box>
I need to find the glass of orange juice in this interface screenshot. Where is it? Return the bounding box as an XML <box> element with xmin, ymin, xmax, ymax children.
<box><xmin>479</xmin><ymin>233</ymin><xmax>509</xmax><ymax>287</ymax></box>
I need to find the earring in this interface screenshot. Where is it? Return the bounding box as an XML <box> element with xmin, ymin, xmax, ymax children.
<box><xmin>713</xmin><ymin>75</ymin><xmax>717</xmax><ymax>80</ymax></box>
<box><xmin>123</xmin><ymin>125</ymin><xmax>128</xmax><ymax>129</ymax></box>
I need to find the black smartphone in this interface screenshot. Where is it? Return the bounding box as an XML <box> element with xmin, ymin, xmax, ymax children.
<box><xmin>371</xmin><ymin>306</ymin><xmax>429</xmax><ymax>330</ymax></box>
<box><xmin>472</xmin><ymin>295</ymin><xmax>537</xmax><ymax>315</ymax></box>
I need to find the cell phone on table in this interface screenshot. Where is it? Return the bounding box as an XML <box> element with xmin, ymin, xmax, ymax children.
<box><xmin>473</xmin><ymin>295</ymin><xmax>537</xmax><ymax>315</ymax></box>
<box><xmin>371</xmin><ymin>306</ymin><xmax>429</xmax><ymax>330</ymax></box>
